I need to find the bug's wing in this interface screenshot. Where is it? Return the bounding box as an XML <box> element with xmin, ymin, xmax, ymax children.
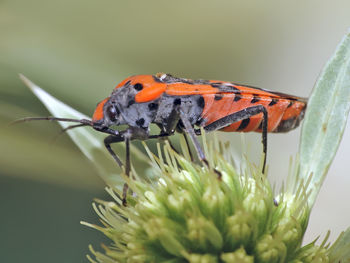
<box><xmin>218</xmin><ymin>82</ymin><xmax>307</xmax><ymax>103</ymax></box>
<box><xmin>166</xmin><ymin>81</ymin><xmax>307</xmax><ymax>103</ymax></box>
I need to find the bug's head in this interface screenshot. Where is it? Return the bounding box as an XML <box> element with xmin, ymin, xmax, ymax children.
<box><xmin>92</xmin><ymin>96</ymin><xmax>123</xmax><ymax>130</ymax></box>
<box><xmin>13</xmin><ymin>75</ymin><xmax>167</xmax><ymax>135</ymax></box>
<box><xmin>92</xmin><ymin>74</ymin><xmax>168</xmax><ymax>131</ymax></box>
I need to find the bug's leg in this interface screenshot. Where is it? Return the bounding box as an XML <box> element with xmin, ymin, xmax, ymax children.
<box><xmin>104</xmin><ymin>134</ymin><xmax>124</xmax><ymax>168</ymax></box>
<box><xmin>204</xmin><ymin>105</ymin><xmax>268</xmax><ymax>173</ymax></box>
<box><xmin>122</xmin><ymin>136</ymin><xmax>131</xmax><ymax>206</ymax></box>
<box><xmin>104</xmin><ymin>134</ymin><xmax>130</xmax><ymax>206</ymax></box>
<box><xmin>182</xmin><ymin>132</ymin><xmax>194</xmax><ymax>162</ymax></box>
<box><xmin>262</xmin><ymin>112</ymin><xmax>267</xmax><ymax>173</ymax></box>
<box><xmin>157</xmin><ymin>106</ymin><xmax>181</xmax><ymax>155</ymax></box>
<box><xmin>103</xmin><ymin>128</ymin><xmax>147</xmax><ymax>206</ymax></box>
<box><xmin>178</xmin><ymin>110</ymin><xmax>210</xmax><ymax>168</ymax></box>
<box><xmin>167</xmin><ymin>139</ymin><xmax>179</xmax><ymax>154</ymax></box>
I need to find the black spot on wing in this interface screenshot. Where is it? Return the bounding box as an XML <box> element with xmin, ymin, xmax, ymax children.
<box><xmin>237</xmin><ymin>118</ymin><xmax>250</xmax><ymax>130</ymax></box>
<box><xmin>251</xmin><ymin>94</ymin><xmax>260</xmax><ymax>103</ymax></box>
<box><xmin>134</xmin><ymin>83</ymin><xmax>143</xmax><ymax>91</ymax></box>
<box><xmin>217</xmin><ymin>85</ymin><xmax>241</xmax><ymax>93</ymax></box>
<box><xmin>269</xmin><ymin>98</ymin><xmax>278</xmax><ymax>106</ymax></box>
<box><xmin>233</xmin><ymin>94</ymin><xmax>242</xmax><ymax>102</ymax></box>
<box><xmin>210</xmin><ymin>82</ymin><xmax>223</xmax><ymax>88</ymax></box>
<box><xmin>268</xmin><ymin>91</ymin><xmax>300</xmax><ymax>101</ymax></box>
<box><xmin>214</xmin><ymin>94</ymin><xmax>223</xmax><ymax>101</ymax></box>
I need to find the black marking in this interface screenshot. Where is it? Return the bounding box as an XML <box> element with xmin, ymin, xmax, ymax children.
<box><xmin>275</xmin><ymin>117</ymin><xmax>296</xmax><ymax>132</ymax></box>
<box><xmin>124</xmin><ymin>80</ymin><xmax>131</xmax><ymax>87</ymax></box>
<box><xmin>237</xmin><ymin>118</ymin><xmax>250</xmax><ymax>130</ymax></box>
<box><xmin>148</xmin><ymin>103</ymin><xmax>158</xmax><ymax>111</ymax></box>
<box><xmin>197</xmin><ymin>96</ymin><xmax>205</xmax><ymax>108</ymax></box>
<box><xmin>173</xmin><ymin>98</ymin><xmax>182</xmax><ymax>105</ymax></box>
<box><xmin>134</xmin><ymin>83</ymin><xmax>143</xmax><ymax>91</ymax></box>
<box><xmin>271</xmin><ymin>91</ymin><xmax>299</xmax><ymax>101</ymax></box>
<box><xmin>287</xmin><ymin>101</ymin><xmax>294</xmax><ymax>108</ymax></box>
<box><xmin>214</xmin><ymin>94</ymin><xmax>223</xmax><ymax>101</ymax></box>
<box><xmin>177</xmin><ymin>120</ymin><xmax>184</xmax><ymax>129</ymax></box>
<box><xmin>127</xmin><ymin>99</ymin><xmax>135</xmax><ymax>107</ymax></box>
<box><xmin>195</xmin><ymin>117</ymin><xmax>205</xmax><ymax>126</ymax></box>
<box><xmin>228</xmin><ymin>85</ymin><xmax>240</xmax><ymax>91</ymax></box>
<box><xmin>211</xmin><ymin>82</ymin><xmax>223</xmax><ymax>88</ymax></box>
<box><xmin>230</xmin><ymin>82</ymin><xmax>305</xmax><ymax>102</ymax></box>
<box><xmin>217</xmin><ymin>85</ymin><xmax>241</xmax><ymax>93</ymax></box>
<box><xmin>136</xmin><ymin>118</ymin><xmax>145</xmax><ymax>127</ymax></box>
<box><xmin>233</xmin><ymin>94</ymin><xmax>242</xmax><ymax>102</ymax></box>
<box><xmin>269</xmin><ymin>98</ymin><xmax>278</xmax><ymax>106</ymax></box>
<box><xmin>251</xmin><ymin>94</ymin><xmax>260</xmax><ymax>103</ymax></box>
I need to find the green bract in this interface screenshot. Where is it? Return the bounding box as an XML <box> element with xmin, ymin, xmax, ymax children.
<box><xmin>298</xmin><ymin>30</ymin><xmax>350</xmax><ymax>206</ymax></box>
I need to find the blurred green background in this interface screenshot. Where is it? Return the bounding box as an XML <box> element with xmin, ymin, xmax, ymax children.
<box><xmin>1</xmin><ymin>0</ymin><xmax>350</xmax><ymax>262</ymax></box>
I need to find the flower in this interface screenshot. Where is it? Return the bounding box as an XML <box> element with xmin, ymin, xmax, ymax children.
<box><xmin>82</xmin><ymin>138</ymin><xmax>326</xmax><ymax>263</ymax></box>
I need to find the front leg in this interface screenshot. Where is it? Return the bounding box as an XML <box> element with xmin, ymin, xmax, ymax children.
<box><xmin>104</xmin><ymin>127</ymin><xmax>150</xmax><ymax>169</ymax></box>
<box><xmin>104</xmin><ymin>134</ymin><xmax>125</xmax><ymax>168</ymax></box>
<box><xmin>122</xmin><ymin>126</ymin><xmax>150</xmax><ymax>176</ymax></box>
<box><xmin>104</xmin><ymin>127</ymin><xmax>172</xmax><ymax>171</ymax></box>
<box><xmin>103</xmin><ymin>126</ymin><xmax>149</xmax><ymax>206</ymax></box>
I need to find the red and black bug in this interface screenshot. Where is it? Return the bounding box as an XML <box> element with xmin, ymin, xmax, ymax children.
<box><xmin>16</xmin><ymin>73</ymin><xmax>307</xmax><ymax>205</ymax></box>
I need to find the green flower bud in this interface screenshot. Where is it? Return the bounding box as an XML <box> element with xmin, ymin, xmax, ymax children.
<box><xmin>187</xmin><ymin>215</ymin><xmax>223</xmax><ymax>251</ymax></box>
<box><xmin>221</xmin><ymin>247</ymin><xmax>254</xmax><ymax>263</ymax></box>
<box><xmin>255</xmin><ymin>234</ymin><xmax>287</xmax><ymax>263</ymax></box>
<box><xmin>183</xmin><ymin>253</ymin><xmax>218</xmax><ymax>263</ymax></box>
<box><xmin>295</xmin><ymin>245</ymin><xmax>329</xmax><ymax>263</ymax></box>
<box><xmin>225</xmin><ymin>210</ymin><xmax>257</xmax><ymax>250</ymax></box>
<box><xmin>273</xmin><ymin>217</ymin><xmax>303</xmax><ymax>253</ymax></box>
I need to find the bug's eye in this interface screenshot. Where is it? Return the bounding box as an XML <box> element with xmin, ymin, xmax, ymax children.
<box><xmin>106</xmin><ymin>105</ymin><xmax>118</xmax><ymax>122</ymax></box>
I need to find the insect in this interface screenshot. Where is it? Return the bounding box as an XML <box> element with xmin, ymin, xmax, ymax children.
<box><xmin>16</xmin><ymin>73</ymin><xmax>307</xmax><ymax>205</ymax></box>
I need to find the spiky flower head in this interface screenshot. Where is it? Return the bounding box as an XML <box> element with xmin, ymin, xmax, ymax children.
<box><xmin>83</xmin><ymin>137</ymin><xmax>324</xmax><ymax>263</ymax></box>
